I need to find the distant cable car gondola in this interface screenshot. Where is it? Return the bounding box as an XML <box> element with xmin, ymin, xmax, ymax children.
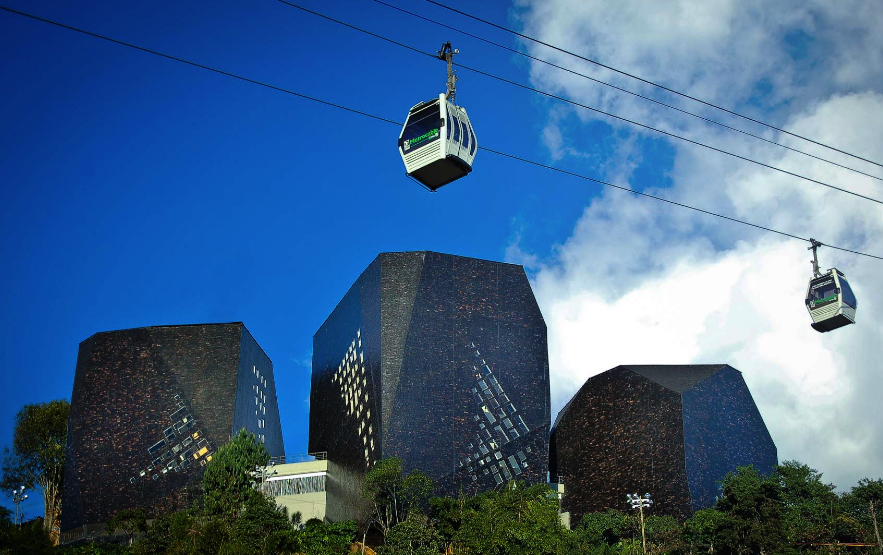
<box><xmin>805</xmin><ymin>239</ymin><xmax>857</xmax><ymax>332</ymax></box>
<box><xmin>398</xmin><ymin>42</ymin><xmax>477</xmax><ymax>191</ymax></box>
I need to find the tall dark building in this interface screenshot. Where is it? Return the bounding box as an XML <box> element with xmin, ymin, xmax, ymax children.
<box><xmin>550</xmin><ymin>365</ymin><xmax>777</xmax><ymax>521</ymax></box>
<box><xmin>310</xmin><ymin>251</ymin><xmax>550</xmax><ymax>495</ymax></box>
<box><xmin>61</xmin><ymin>322</ymin><xmax>283</xmax><ymax>536</ymax></box>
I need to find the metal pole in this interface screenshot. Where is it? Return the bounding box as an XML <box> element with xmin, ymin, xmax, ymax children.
<box><xmin>639</xmin><ymin>503</ymin><xmax>647</xmax><ymax>555</ymax></box>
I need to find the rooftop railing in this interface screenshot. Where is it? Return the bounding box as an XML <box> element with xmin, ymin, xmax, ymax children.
<box><xmin>267</xmin><ymin>451</ymin><xmax>327</xmax><ymax>465</ymax></box>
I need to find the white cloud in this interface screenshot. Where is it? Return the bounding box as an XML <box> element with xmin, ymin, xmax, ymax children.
<box><xmin>512</xmin><ymin>0</ymin><xmax>883</xmax><ymax>489</ymax></box>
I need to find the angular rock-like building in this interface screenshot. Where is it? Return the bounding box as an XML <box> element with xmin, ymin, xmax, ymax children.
<box><xmin>550</xmin><ymin>365</ymin><xmax>776</xmax><ymax>521</ymax></box>
<box><xmin>310</xmin><ymin>251</ymin><xmax>550</xmax><ymax>495</ymax></box>
<box><xmin>61</xmin><ymin>322</ymin><xmax>283</xmax><ymax>538</ymax></box>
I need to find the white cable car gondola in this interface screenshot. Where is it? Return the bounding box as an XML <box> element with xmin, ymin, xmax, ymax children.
<box><xmin>805</xmin><ymin>239</ymin><xmax>857</xmax><ymax>333</ymax></box>
<box><xmin>398</xmin><ymin>42</ymin><xmax>477</xmax><ymax>191</ymax></box>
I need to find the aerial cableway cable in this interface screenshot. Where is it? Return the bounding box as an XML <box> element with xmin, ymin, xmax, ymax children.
<box><xmin>371</xmin><ymin>0</ymin><xmax>883</xmax><ymax>184</ymax></box>
<box><xmin>424</xmin><ymin>0</ymin><xmax>883</xmax><ymax>170</ymax></box>
<box><xmin>274</xmin><ymin>0</ymin><xmax>883</xmax><ymax>206</ymax></box>
<box><xmin>1</xmin><ymin>4</ymin><xmax>881</xmax><ymax>262</ymax></box>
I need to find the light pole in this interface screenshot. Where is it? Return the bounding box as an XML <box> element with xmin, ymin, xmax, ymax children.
<box><xmin>627</xmin><ymin>492</ymin><xmax>653</xmax><ymax>555</ymax></box>
<box><xmin>12</xmin><ymin>485</ymin><xmax>28</xmax><ymax>526</ymax></box>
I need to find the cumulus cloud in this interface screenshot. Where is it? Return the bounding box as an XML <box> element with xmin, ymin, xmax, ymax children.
<box><xmin>510</xmin><ymin>0</ymin><xmax>883</xmax><ymax>489</ymax></box>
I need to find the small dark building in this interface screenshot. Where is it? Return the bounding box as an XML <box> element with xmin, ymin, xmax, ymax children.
<box><xmin>310</xmin><ymin>251</ymin><xmax>551</xmax><ymax>496</ymax></box>
<box><xmin>550</xmin><ymin>365</ymin><xmax>777</xmax><ymax>521</ymax></box>
<box><xmin>61</xmin><ymin>322</ymin><xmax>283</xmax><ymax>538</ymax></box>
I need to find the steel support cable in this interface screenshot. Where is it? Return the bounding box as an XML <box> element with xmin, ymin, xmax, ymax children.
<box><xmin>370</xmin><ymin>0</ymin><xmax>883</xmax><ymax>183</ymax></box>
<box><xmin>2</xmin><ymin>4</ymin><xmax>881</xmax><ymax>261</ymax></box>
<box><xmin>275</xmin><ymin>0</ymin><xmax>883</xmax><ymax>206</ymax></box>
<box><xmin>453</xmin><ymin>62</ymin><xmax>883</xmax><ymax>205</ymax></box>
<box><xmin>0</xmin><ymin>5</ymin><xmax>401</xmax><ymax>127</ymax></box>
<box><xmin>424</xmin><ymin>0</ymin><xmax>883</xmax><ymax>170</ymax></box>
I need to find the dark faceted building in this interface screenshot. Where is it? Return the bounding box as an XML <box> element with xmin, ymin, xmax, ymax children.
<box><xmin>62</xmin><ymin>323</ymin><xmax>283</xmax><ymax>536</ymax></box>
<box><xmin>550</xmin><ymin>365</ymin><xmax>777</xmax><ymax>521</ymax></box>
<box><xmin>310</xmin><ymin>251</ymin><xmax>550</xmax><ymax>495</ymax></box>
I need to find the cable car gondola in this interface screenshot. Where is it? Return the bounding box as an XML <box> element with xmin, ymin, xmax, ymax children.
<box><xmin>398</xmin><ymin>42</ymin><xmax>477</xmax><ymax>191</ymax></box>
<box><xmin>805</xmin><ymin>239</ymin><xmax>857</xmax><ymax>333</ymax></box>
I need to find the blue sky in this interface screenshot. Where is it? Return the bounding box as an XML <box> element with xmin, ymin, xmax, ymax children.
<box><xmin>2</xmin><ymin>0</ymin><xmax>882</xmax><ymax>519</ymax></box>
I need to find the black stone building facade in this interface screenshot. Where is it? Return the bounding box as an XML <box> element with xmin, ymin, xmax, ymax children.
<box><xmin>550</xmin><ymin>365</ymin><xmax>777</xmax><ymax>521</ymax></box>
<box><xmin>61</xmin><ymin>323</ymin><xmax>283</xmax><ymax>534</ymax></box>
<box><xmin>310</xmin><ymin>251</ymin><xmax>550</xmax><ymax>495</ymax></box>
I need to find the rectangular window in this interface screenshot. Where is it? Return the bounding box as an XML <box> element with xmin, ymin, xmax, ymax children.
<box><xmin>481</xmin><ymin>406</ymin><xmax>496</xmax><ymax>424</ymax></box>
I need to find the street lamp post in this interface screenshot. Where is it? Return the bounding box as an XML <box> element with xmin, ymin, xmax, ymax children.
<box><xmin>12</xmin><ymin>485</ymin><xmax>28</xmax><ymax>526</ymax></box>
<box><xmin>627</xmin><ymin>492</ymin><xmax>653</xmax><ymax>555</ymax></box>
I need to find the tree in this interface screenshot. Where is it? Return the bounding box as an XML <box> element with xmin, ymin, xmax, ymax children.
<box><xmin>844</xmin><ymin>478</ymin><xmax>883</xmax><ymax>553</ymax></box>
<box><xmin>714</xmin><ymin>465</ymin><xmax>788</xmax><ymax>555</ymax></box>
<box><xmin>575</xmin><ymin>510</ymin><xmax>630</xmax><ymax>548</ymax></box>
<box><xmin>380</xmin><ymin>512</ymin><xmax>444</xmax><ymax>555</ymax></box>
<box><xmin>1</xmin><ymin>399</ymin><xmax>69</xmax><ymax>543</ymax></box>
<box><xmin>227</xmin><ymin>493</ymin><xmax>292</xmax><ymax>553</ymax></box>
<box><xmin>298</xmin><ymin>519</ymin><xmax>358</xmax><ymax>555</ymax></box>
<box><xmin>775</xmin><ymin>460</ymin><xmax>839</xmax><ymax>545</ymax></box>
<box><xmin>105</xmin><ymin>508</ymin><xmax>147</xmax><ymax>546</ymax></box>
<box><xmin>362</xmin><ymin>458</ymin><xmax>434</xmax><ymax>538</ymax></box>
<box><xmin>453</xmin><ymin>482</ymin><xmax>574</xmax><ymax>555</ymax></box>
<box><xmin>683</xmin><ymin>508</ymin><xmax>730</xmax><ymax>555</ymax></box>
<box><xmin>201</xmin><ymin>429</ymin><xmax>269</xmax><ymax>518</ymax></box>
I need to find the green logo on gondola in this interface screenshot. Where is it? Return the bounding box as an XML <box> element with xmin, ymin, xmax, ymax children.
<box><xmin>812</xmin><ymin>295</ymin><xmax>837</xmax><ymax>307</ymax></box>
<box><xmin>405</xmin><ymin>128</ymin><xmax>439</xmax><ymax>150</ymax></box>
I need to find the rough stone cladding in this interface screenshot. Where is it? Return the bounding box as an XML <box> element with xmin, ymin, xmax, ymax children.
<box><xmin>62</xmin><ymin>323</ymin><xmax>283</xmax><ymax>532</ymax></box>
<box><xmin>310</xmin><ymin>251</ymin><xmax>551</xmax><ymax>496</ymax></box>
<box><xmin>550</xmin><ymin>365</ymin><xmax>776</xmax><ymax>522</ymax></box>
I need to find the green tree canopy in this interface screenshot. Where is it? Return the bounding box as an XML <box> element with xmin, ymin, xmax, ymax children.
<box><xmin>1</xmin><ymin>399</ymin><xmax>69</xmax><ymax>543</ymax></box>
<box><xmin>201</xmin><ymin>429</ymin><xmax>269</xmax><ymax>518</ymax></box>
<box><xmin>362</xmin><ymin>457</ymin><xmax>434</xmax><ymax>538</ymax></box>
<box><xmin>380</xmin><ymin>512</ymin><xmax>444</xmax><ymax>555</ymax></box>
<box><xmin>105</xmin><ymin>508</ymin><xmax>147</xmax><ymax>546</ymax></box>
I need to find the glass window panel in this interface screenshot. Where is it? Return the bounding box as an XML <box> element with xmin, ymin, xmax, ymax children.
<box><xmin>482</xmin><ymin>406</ymin><xmax>497</xmax><ymax>424</ymax></box>
<box><xmin>840</xmin><ymin>276</ymin><xmax>858</xmax><ymax>308</ymax></box>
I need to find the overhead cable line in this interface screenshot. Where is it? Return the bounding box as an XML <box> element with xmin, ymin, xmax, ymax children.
<box><xmin>371</xmin><ymin>0</ymin><xmax>883</xmax><ymax>184</ymax></box>
<box><xmin>424</xmin><ymin>0</ymin><xmax>883</xmax><ymax>170</ymax></box>
<box><xmin>0</xmin><ymin>5</ymin><xmax>400</xmax><ymax>127</ymax></box>
<box><xmin>275</xmin><ymin>0</ymin><xmax>883</xmax><ymax>206</ymax></box>
<box><xmin>2</xmin><ymin>4</ymin><xmax>880</xmax><ymax>262</ymax></box>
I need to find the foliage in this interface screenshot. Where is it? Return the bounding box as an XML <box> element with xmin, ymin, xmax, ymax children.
<box><xmin>201</xmin><ymin>428</ymin><xmax>269</xmax><ymax>518</ymax></box>
<box><xmin>380</xmin><ymin>512</ymin><xmax>444</xmax><ymax>555</ymax></box>
<box><xmin>438</xmin><ymin>482</ymin><xmax>574</xmax><ymax>555</ymax></box>
<box><xmin>58</xmin><ymin>543</ymin><xmax>133</xmax><ymax>554</ymax></box>
<box><xmin>130</xmin><ymin>509</ymin><xmax>199</xmax><ymax>555</ymax></box>
<box><xmin>843</xmin><ymin>478</ymin><xmax>883</xmax><ymax>545</ymax></box>
<box><xmin>362</xmin><ymin>457</ymin><xmax>434</xmax><ymax>538</ymax></box>
<box><xmin>776</xmin><ymin>460</ymin><xmax>839</xmax><ymax>544</ymax></box>
<box><xmin>683</xmin><ymin>508</ymin><xmax>729</xmax><ymax>554</ymax></box>
<box><xmin>227</xmin><ymin>492</ymin><xmax>292</xmax><ymax>552</ymax></box>
<box><xmin>713</xmin><ymin>465</ymin><xmax>790</xmax><ymax>554</ymax></box>
<box><xmin>106</xmin><ymin>508</ymin><xmax>147</xmax><ymax>546</ymax></box>
<box><xmin>1</xmin><ymin>399</ymin><xmax>70</xmax><ymax>542</ymax></box>
<box><xmin>576</xmin><ymin>509</ymin><xmax>630</xmax><ymax>547</ymax></box>
<box><xmin>298</xmin><ymin>519</ymin><xmax>358</xmax><ymax>555</ymax></box>
<box><xmin>0</xmin><ymin>518</ymin><xmax>54</xmax><ymax>555</ymax></box>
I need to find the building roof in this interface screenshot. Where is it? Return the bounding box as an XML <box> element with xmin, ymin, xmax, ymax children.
<box><xmin>552</xmin><ymin>364</ymin><xmax>731</xmax><ymax>430</ymax></box>
<box><xmin>621</xmin><ymin>364</ymin><xmax>729</xmax><ymax>393</ymax></box>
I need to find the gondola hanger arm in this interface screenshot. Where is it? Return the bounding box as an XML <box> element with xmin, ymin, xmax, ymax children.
<box><xmin>808</xmin><ymin>238</ymin><xmax>823</xmax><ymax>278</ymax></box>
<box><xmin>438</xmin><ymin>41</ymin><xmax>459</xmax><ymax>102</ymax></box>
